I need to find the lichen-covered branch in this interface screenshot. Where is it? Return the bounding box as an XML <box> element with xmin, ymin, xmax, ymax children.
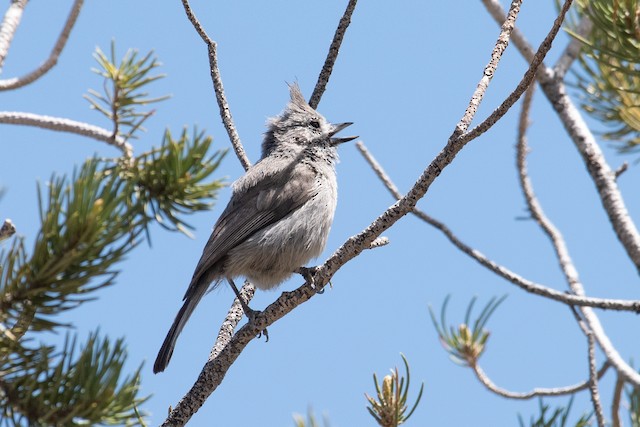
<box><xmin>308</xmin><ymin>0</ymin><xmax>358</xmax><ymax>109</ymax></box>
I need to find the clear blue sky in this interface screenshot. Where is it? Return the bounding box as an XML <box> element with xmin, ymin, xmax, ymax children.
<box><xmin>2</xmin><ymin>1</ymin><xmax>639</xmax><ymax>426</ymax></box>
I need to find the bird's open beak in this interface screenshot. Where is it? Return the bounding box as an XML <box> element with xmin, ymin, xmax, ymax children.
<box><xmin>329</xmin><ymin>122</ymin><xmax>358</xmax><ymax>146</ymax></box>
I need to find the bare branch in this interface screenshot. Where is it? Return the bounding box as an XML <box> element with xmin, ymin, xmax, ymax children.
<box><xmin>459</xmin><ymin>0</ymin><xmax>573</xmax><ymax>145</ymax></box>
<box><xmin>482</xmin><ymin>0</ymin><xmax>640</xmax><ymax>274</ymax></box>
<box><xmin>571</xmin><ymin>308</ymin><xmax>606</xmax><ymax>427</ymax></box>
<box><xmin>471</xmin><ymin>362</ymin><xmax>609</xmax><ymax>400</ymax></box>
<box><xmin>308</xmin><ymin>0</ymin><xmax>358</xmax><ymax>109</ymax></box>
<box><xmin>516</xmin><ymin>84</ymin><xmax>580</xmax><ymax>288</ymax></box>
<box><xmin>614</xmin><ymin>162</ymin><xmax>628</xmax><ymax>179</ymax></box>
<box><xmin>588</xmin><ymin>331</ymin><xmax>606</xmax><ymax>427</ymax></box>
<box><xmin>0</xmin><ymin>0</ymin><xmax>27</xmax><ymax>71</ymax></box>
<box><xmin>163</xmin><ymin>282</ymin><xmax>254</xmax><ymax>426</ymax></box>
<box><xmin>356</xmin><ymin>141</ymin><xmax>640</xmax><ymax>313</ymax></box>
<box><xmin>454</xmin><ymin>0</ymin><xmax>524</xmax><ymax>137</ymax></box>
<box><xmin>483</xmin><ymin>0</ymin><xmax>640</xmax><ymax>389</ymax></box>
<box><xmin>0</xmin><ymin>0</ymin><xmax>83</xmax><ymax>90</ymax></box>
<box><xmin>0</xmin><ymin>111</ymin><xmax>133</xmax><ymax>159</ymax></box>
<box><xmin>0</xmin><ymin>219</ymin><xmax>15</xmax><ymax>241</ymax></box>
<box><xmin>611</xmin><ymin>374</ymin><xmax>624</xmax><ymax>427</ymax></box>
<box><xmin>179</xmin><ymin>0</ymin><xmax>250</xmax><ymax>171</ymax></box>
<box><xmin>553</xmin><ymin>16</ymin><xmax>592</xmax><ymax>79</ymax></box>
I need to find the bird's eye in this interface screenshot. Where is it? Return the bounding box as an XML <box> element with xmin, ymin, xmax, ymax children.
<box><xmin>310</xmin><ymin>120</ymin><xmax>321</xmax><ymax>129</ymax></box>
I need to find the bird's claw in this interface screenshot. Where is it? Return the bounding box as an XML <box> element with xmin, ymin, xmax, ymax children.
<box><xmin>244</xmin><ymin>307</ymin><xmax>269</xmax><ymax>342</ymax></box>
<box><xmin>297</xmin><ymin>266</ymin><xmax>325</xmax><ymax>294</ymax></box>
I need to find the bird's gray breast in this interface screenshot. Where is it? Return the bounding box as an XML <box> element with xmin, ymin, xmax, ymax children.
<box><xmin>225</xmin><ymin>163</ymin><xmax>338</xmax><ymax>289</ymax></box>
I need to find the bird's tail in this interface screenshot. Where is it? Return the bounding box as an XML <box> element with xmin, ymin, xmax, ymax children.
<box><xmin>153</xmin><ymin>283</ymin><xmax>208</xmax><ymax>374</ymax></box>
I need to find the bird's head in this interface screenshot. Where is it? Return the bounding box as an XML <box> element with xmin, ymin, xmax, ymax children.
<box><xmin>262</xmin><ymin>83</ymin><xmax>356</xmax><ymax>159</ymax></box>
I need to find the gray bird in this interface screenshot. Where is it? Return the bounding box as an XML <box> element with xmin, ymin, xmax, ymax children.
<box><xmin>153</xmin><ymin>83</ymin><xmax>356</xmax><ymax>373</ymax></box>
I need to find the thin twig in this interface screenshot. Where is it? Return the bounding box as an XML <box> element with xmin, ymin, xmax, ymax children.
<box><xmin>516</xmin><ymin>83</ymin><xmax>580</xmax><ymax>288</ymax></box>
<box><xmin>0</xmin><ymin>0</ymin><xmax>28</xmax><ymax>71</ymax></box>
<box><xmin>553</xmin><ymin>16</ymin><xmax>592</xmax><ymax>79</ymax></box>
<box><xmin>0</xmin><ymin>219</ymin><xmax>15</xmax><ymax>241</ymax></box>
<box><xmin>471</xmin><ymin>362</ymin><xmax>609</xmax><ymax>400</ymax></box>
<box><xmin>0</xmin><ymin>0</ymin><xmax>83</xmax><ymax>90</ymax></box>
<box><xmin>458</xmin><ymin>0</ymin><xmax>573</xmax><ymax>145</ymax></box>
<box><xmin>483</xmin><ymin>0</ymin><xmax>640</xmax><ymax>389</ymax></box>
<box><xmin>0</xmin><ymin>111</ymin><xmax>133</xmax><ymax>159</ymax></box>
<box><xmin>611</xmin><ymin>373</ymin><xmax>624</xmax><ymax>427</ymax></box>
<box><xmin>179</xmin><ymin>0</ymin><xmax>250</xmax><ymax>171</ymax></box>
<box><xmin>368</xmin><ymin>236</ymin><xmax>389</xmax><ymax>249</ymax></box>
<box><xmin>614</xmin><ymin>162</ymin><xmax>628</xmax><ymax>179</ymax></box>
<box><xmin>356</xmin><ymin>141</ymin><xmax>640</xmax><ymax>313</ymax></box>
<box><xmin>571</xmin><ymin>308</ymin><xmax>606</xmax><ymax>427</ymax></box>
<box><xmin>482</xmin><ymin>0</ymin><xmax>640</xmax><ymax>274</ymax></box>
<box><xmin>308</xmin><ymin>0</ymin><xmax>358</xmax><ymax>109</ymax></box>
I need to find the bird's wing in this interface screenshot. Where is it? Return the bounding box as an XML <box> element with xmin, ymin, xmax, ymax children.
<box><xmin>183</xmin><ymin>161</ymin><xmax>318</xmax><ymax>299</ymax></box>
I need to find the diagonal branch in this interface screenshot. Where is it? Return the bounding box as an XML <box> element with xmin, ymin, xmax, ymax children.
<box><xmin>482</xmin><ymin>0</ymin><xmax>640</xmax><ymax>274</ymax></box>
<box><xmin>179</xmin><ymin>0</ymin><xmax>250</xmax><ymax>171</ymax></box>
<box><xmin>356</xmin><ymin>140</ymin><xmax>640</xmax><ymax>313</ymax></box>
<box><xmin>0</xmin><ymin>0</ymin><xmax>28</xmax><ymax>71</ymax></box>
<box><xmin>458</xmin><ymin>0</ymin><xmax>573</xmax><ymax>146</ymax></box>
<box><xmin>308</xmin><ymin>0</ymin><xmax>358</xmax><ymax>109</ymax></box>
<box><xmin>471</xmin><ymin>361</ymin><xmax>609</xmax><ymax>400</ymax></box>
<box><xmin>453</xmin><ymin>0</ymin><xmax>524</xmax><ymax>138</ymax></box>
<box><xmin>0</xmin><ymin>0</ymin><xmax>83</xmax><ymax>90</ymax></box>
<box><xmin>484</xmin><ymin>0</ymin><xmax>640</xmax><ymax>389</ymax></box>
<box><xmin>0</xmin><ymin>111</ymin><xmax>133</xmax><ymax>159</ymax></box>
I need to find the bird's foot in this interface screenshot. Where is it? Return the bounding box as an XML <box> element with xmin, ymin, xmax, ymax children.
<box><xmin>243</xmin><ymin>306</ymin><xmax>269</xmax><ymax>342</ymax></box>
<box><xmin>297</xmin><ymin>266</ymin><xmax>324</xmax><ymax>294</ymax></box>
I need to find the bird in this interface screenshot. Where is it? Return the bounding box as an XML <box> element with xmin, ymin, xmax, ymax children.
<box><xmin>153</xmin><ymin>83</ymin><xmax>356</xmax><ymax>373</ymax></box>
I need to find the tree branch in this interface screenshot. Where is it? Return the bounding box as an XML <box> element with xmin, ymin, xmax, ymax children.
<box><xmin>482</xmin><ymin>0</ymin><xmax>640</xmax><ymax>274</ymax></box>
<box><xmin>516</xmin><ymin>84</ymin><xmax>581</xmax><ymax>289</ymax></box>
<box><xmin>0</xmin><ymin>0</ymin><xmax>83</xmax><ymax>91</ymax></box>
<box><xmin>0</xmin><ymin>111</ymin><xmax>133</xmax><ymax>159</ymax></box>
<box><xmin>611</xmin><ymin>373</ymin><xmax>624</xmax><ymax>427</ymax></box>
<box><xmin>357</xmin><ymin>141</ymin><xmax>640</xmax><ymax>312</ymax></box>
<box><xmin>0</xmin><ymin>0</ymin><xmax>27</xmax><ymax>71</ymax></box>
<box><xmin>453</xmin><ymin>0</ymin><xmax>524</xmax><ymax>138</ymax></box>
<box><xmin>179</xmin><ymin>0</ymin><xmax>250</xmax><ymax>171</ymax></box>
<box><xmin>571</xmin><ymin>308</ymin><xmax>605</xmax><ymax>427</ymax></box>
<box><xmin>470</xmin><ymin>361</ymin><xmax>609</xmax><ymax>400</ymax></box>
<box><xmin>458</xmin><ymin>0</ymin><xmax>573</xmax><ymax>145</ymax></box>
<box><xmin>308</xmin><ymin>0</ymin><xmax>358</xmax><ymax>109</ymax></box>
<box><xmin>483</xmin><ymin>0</ymin><xmax>640</xmax><ymax>389</ymax></box>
